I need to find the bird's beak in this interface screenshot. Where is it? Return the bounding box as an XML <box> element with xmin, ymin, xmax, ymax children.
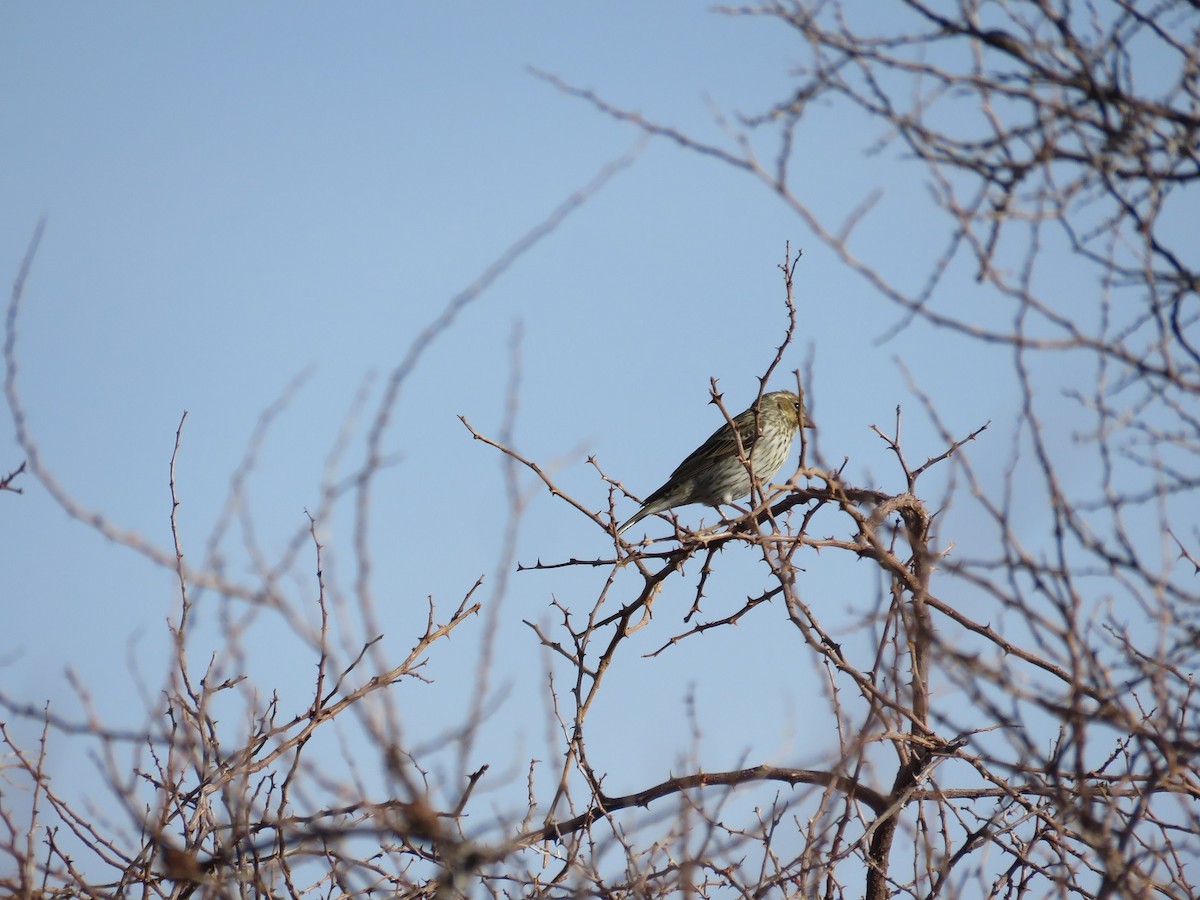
<box><xmin>803</xmin><ymin>419</ymin><xmax>816</xmax><ymax>430</ymax></box>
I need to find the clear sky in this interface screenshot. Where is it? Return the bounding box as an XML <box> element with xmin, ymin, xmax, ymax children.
<box><xmin>0</xmin><ymin>1</ymin><xmax>1103</xmax><ymax>873</ymax></box>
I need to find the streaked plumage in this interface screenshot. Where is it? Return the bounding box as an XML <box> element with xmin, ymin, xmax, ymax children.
<box><xmin>617</xmin><ymin>390</ymin><xmax>811</xmax><ymax>535</ymax></box>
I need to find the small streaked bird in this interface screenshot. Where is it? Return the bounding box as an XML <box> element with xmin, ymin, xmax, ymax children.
<box><xmin>617</xmin><ymin>390</ymin><xmax>812</xmax><ymax>536</ymax></box>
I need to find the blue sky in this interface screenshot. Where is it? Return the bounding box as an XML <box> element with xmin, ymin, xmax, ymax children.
<box><xmin>0</xmin><ymin>1</ymin><xmax>1106</xmax><ymax>872</ymax></box>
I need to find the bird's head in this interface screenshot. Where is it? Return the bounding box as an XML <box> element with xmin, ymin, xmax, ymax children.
<box><xmin>761</xmin><ymin>390</ymin><xmax>814</xmax><ymax>431</ymax></box>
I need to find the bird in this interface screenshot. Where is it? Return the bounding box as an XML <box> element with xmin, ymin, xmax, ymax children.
<box><xmin>617</xmin><ymin>390</ymin><xmax>812</xmax><ymax>536</ymax></box>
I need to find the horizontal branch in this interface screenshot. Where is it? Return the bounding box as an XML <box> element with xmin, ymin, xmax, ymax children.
<box><xmin>522</xmin><ymin>764</ymin><xmax>889</xmax><ymax>846</ymax></box>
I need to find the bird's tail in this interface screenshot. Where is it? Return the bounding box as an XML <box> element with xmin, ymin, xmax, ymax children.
<box><xmin>616</xmin><ymin>505</ymin><xmax>653</xmax><ymax>536</ymax></box>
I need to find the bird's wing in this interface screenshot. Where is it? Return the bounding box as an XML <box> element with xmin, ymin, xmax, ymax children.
<box><xmin>667</xmin><ymin>412</ymin><xmax>758</xmax><ymax>482</ymax></box>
